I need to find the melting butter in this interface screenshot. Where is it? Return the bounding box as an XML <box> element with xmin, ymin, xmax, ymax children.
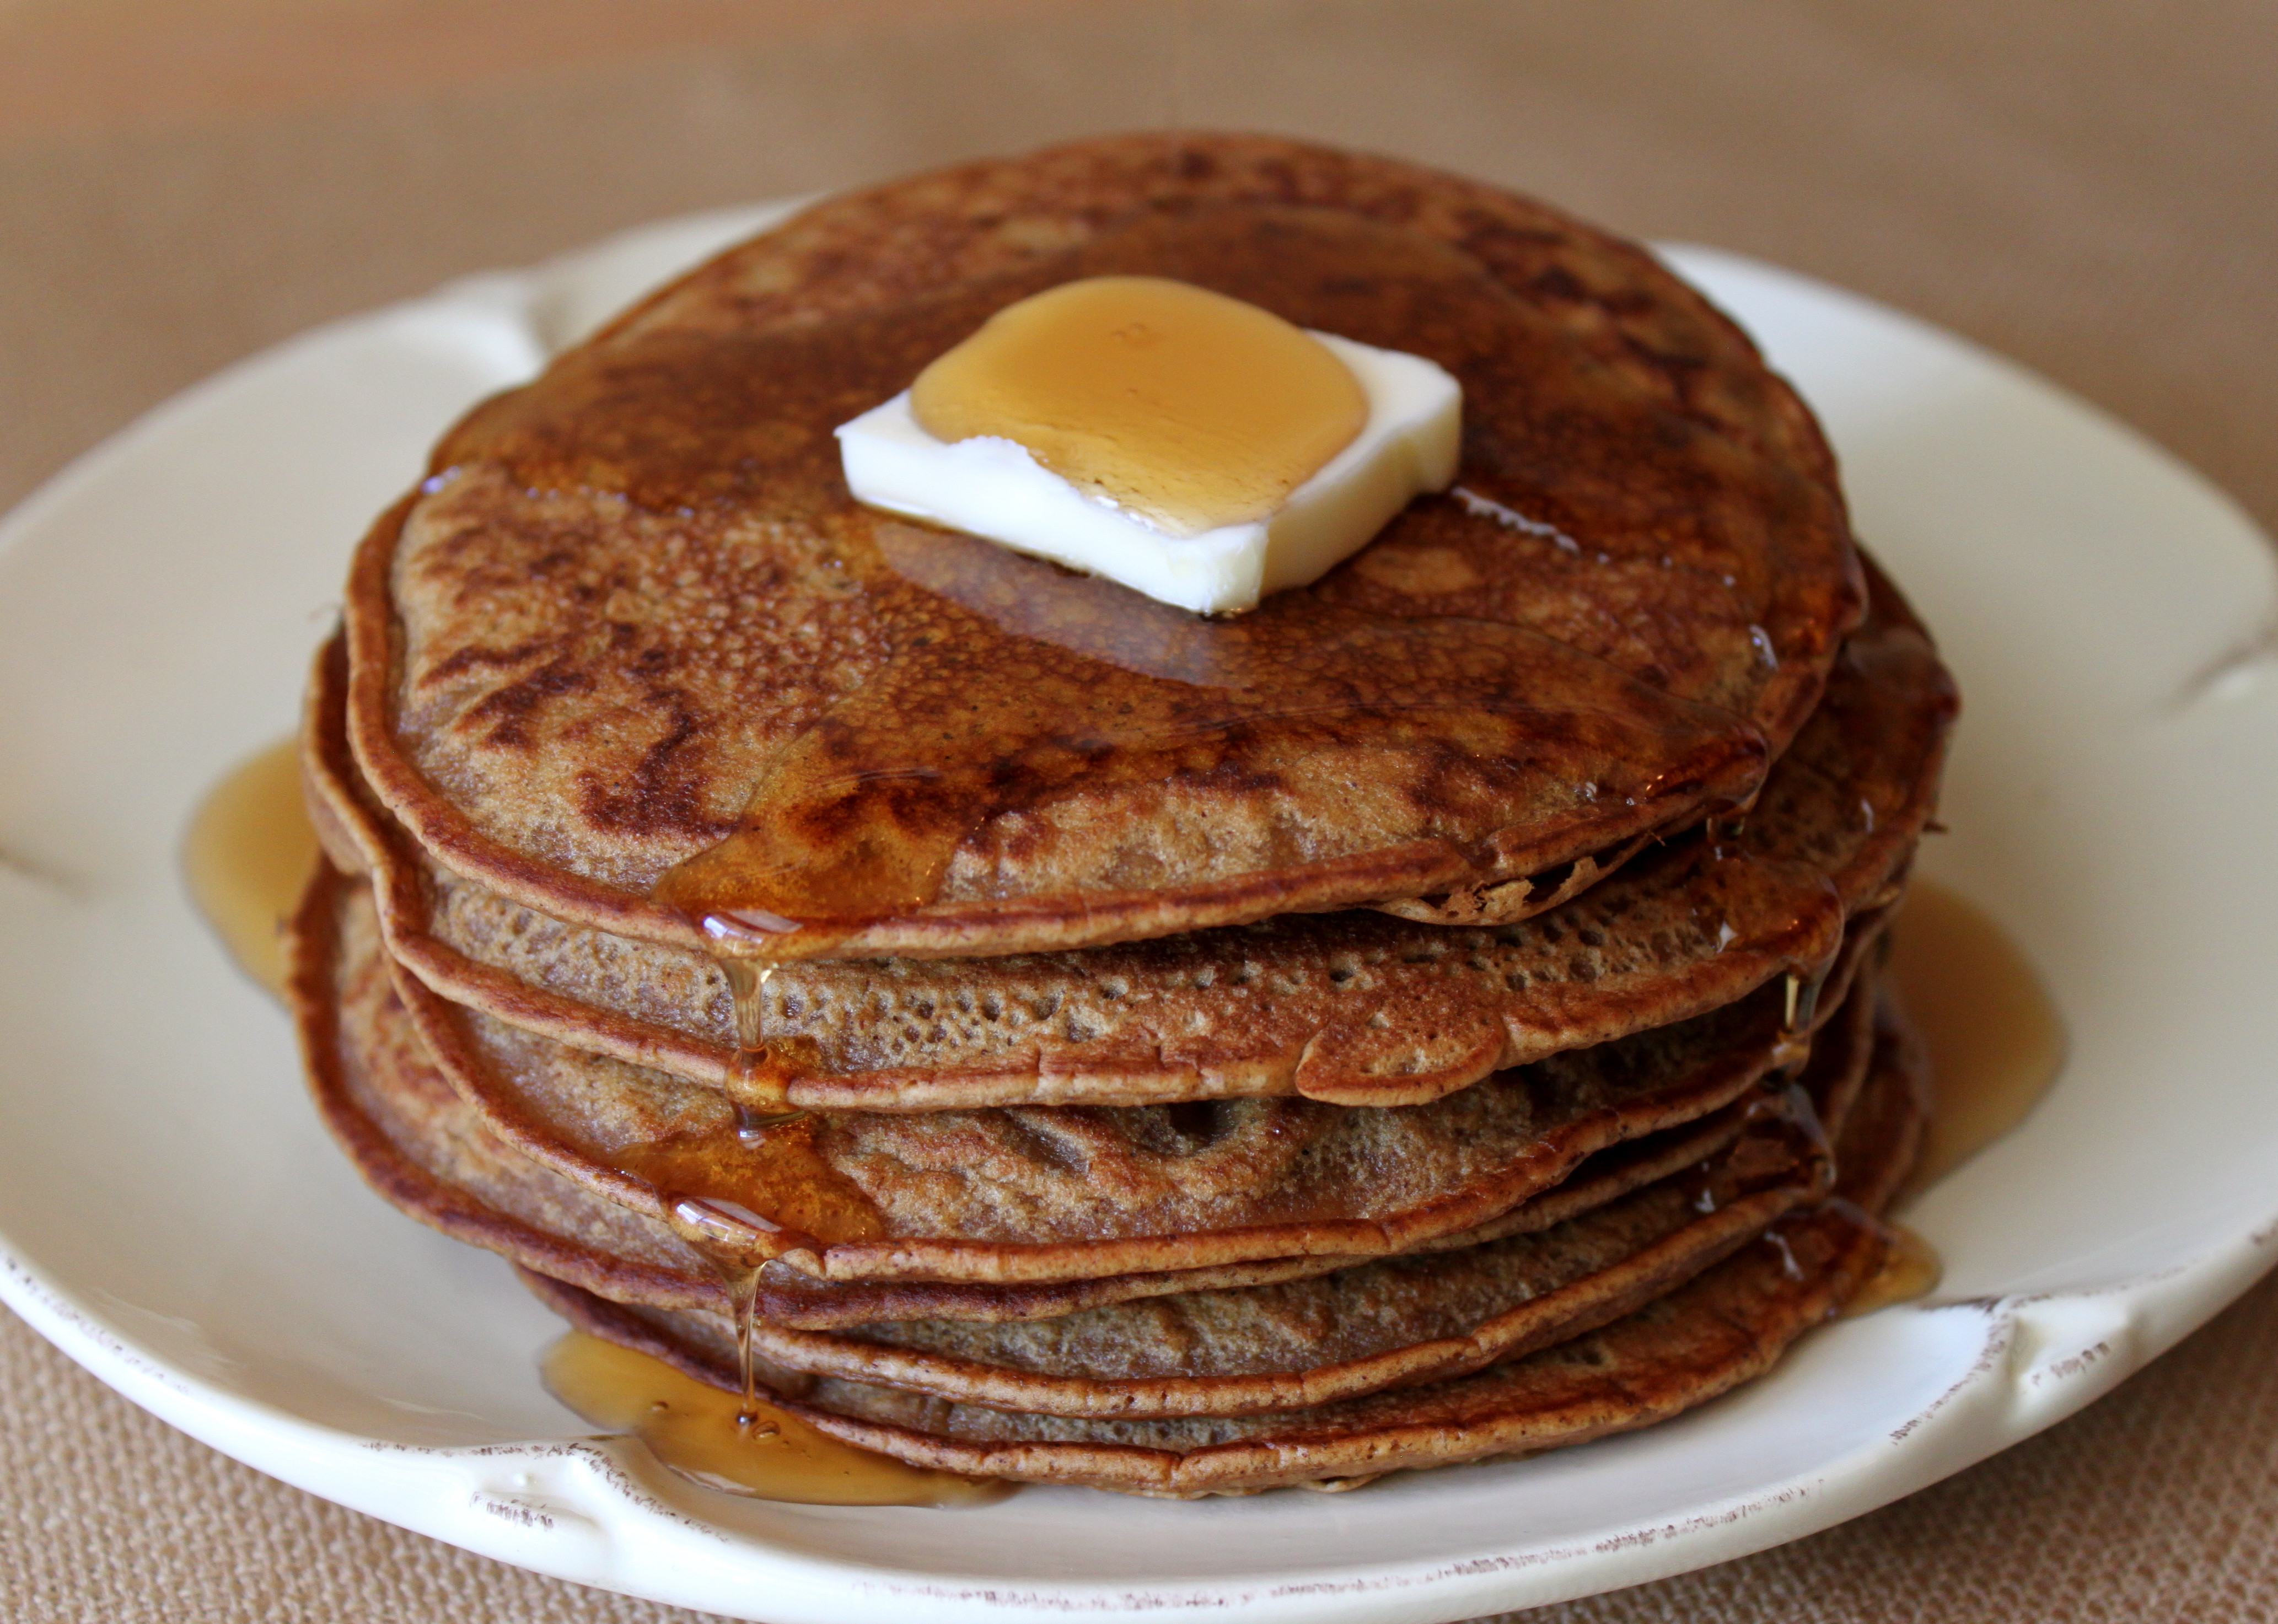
<box><xmin>184</xmin><ymin>738</ymin><xmax>320</xmax><ymax>998</ymax></box>
<box><xmin>911</xmin><ymin>275</ymin><xmax>1368</xmax><ymax>536</ymax></box>
<box><xmin>837</xmin><ymin>281</ymin><xmax>1462</xmax><ymax>613</ymax></box>
<box><xmin>543</xmin><ymin>1331</ymin><xmax>1008</xmax><ymax>1506</ymax></box>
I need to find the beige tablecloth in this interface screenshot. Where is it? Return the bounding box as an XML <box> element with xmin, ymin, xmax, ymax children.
<box><xmin>3</xmin><ymin>3</ymin><xmax>2275</xmax><ymax>1618</ymax></box>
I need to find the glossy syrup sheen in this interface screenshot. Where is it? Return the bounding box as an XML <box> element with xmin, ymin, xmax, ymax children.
<box><xmin>1844</xmin><ymin>879</ymin><xmax>2065</xmax><ymax>1315</ymax></box>
<box><xmin>1841</xmin><ymin>1223</ymin><xmax>1941</xmax><ymax>1318</ymax></box>
<box><xmin>542</xmin><ymin>1331</ymin><xmax>1007</xmax><ymax>1507</ymax></box>
<box><xmin>909</xmin><ymin>275</ymin><xmax>1368</xmax><ymax>535</ymax></box>
<box><xmin>611</xmin><ymin>1112</ymin><xmax>885</xmax><ymax>1261</ymax></box>
<box><xmin>185</xmin><ymin>738</ymin><xmax>321</xmax><ymax>998</ymax></box>
<box><xmin>714</xmin><ymin>960</ymin><xmax>829</xmax><ymax>1117</ymax></box>
<box><xmin>432</xmin><ymin>205</ymin><xmax>1836</xmax><ymax>961</ymax></box>
<box><xmin>1889</xmin><ymin>879</ymin><xmax>2066</xmax><ymax>1192</ymax></box>
<box><xmin>606</xmin><ymin>1081</ymin><xmax>889</xmax><ymax>1438</ymax></box>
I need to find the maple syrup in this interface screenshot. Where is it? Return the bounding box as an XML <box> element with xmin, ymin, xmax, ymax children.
<box><xmin>582</xmin><ymin>207</ymin><xmax>1951</xmax><ymax>1405</ymax></box>
<box><xmin>1840</xmin><ymin>1222</ymin><xmax>1942</xmax><ymax>1318</ymax></box>
<box><xmin>627</xmin><ymin>950</ymin><xmax>872</xmax><ymax>1418</ymax></box>
<box><xmin>609</xmin><ymin>1093</ymin><xmax>887</xmax><ymax>1428</ymax></box>
<box><xmin>911</xmin><ymin>275</ymin><xmax>1368</xmax><ymax>535</ymax></box>
<box><xmin>713</xmin><ymin>958</ymin><xmax>833</xmax><ymax>1118</ymax></box>
<box><xmin>184</xmin><ymin>738</ymin><xmax>319</xmax><ymax>998</ymax></box>
<box><xmin>610</xmin><ymin>1115</ymin><xmax>884</xmax><ymax>1260</ymax></box>
<box><xmin>1840</xmin><ymin>880</ymin><xmax>2064</xmax><ymax>1315</ymax></box>
<box><xmin>542</xmin><ymin>1331</ymin><xmax>1007</xmax><ymax>1506</ymax></box>
<box><xmin>1889</xmin><ymin>879</ymin><xmax>2066</xmax><ymax>1192</ymax></box>
<box><xmin>1771</xmin><ymin>961</ymin><xmax>1831</xmax><ymax>1074</ymax></box>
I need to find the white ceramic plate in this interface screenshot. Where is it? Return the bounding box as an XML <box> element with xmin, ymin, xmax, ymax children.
<box><xmin>3</xmin><ymin>204</ymin><xmax>2276</xmax><ymax>1624</ymax></box>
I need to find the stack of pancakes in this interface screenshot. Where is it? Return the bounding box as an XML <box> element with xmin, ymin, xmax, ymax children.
<box><xmin>288</xmin><ymin>134</ymin><xmax>1956</xmax><ymax>1497</ymax></box>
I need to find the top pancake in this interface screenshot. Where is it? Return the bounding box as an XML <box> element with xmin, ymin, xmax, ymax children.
<box><xmin>346</xmin><ymin>132</ymin><xmax>1863</xmax><ymax>961</ymax></box>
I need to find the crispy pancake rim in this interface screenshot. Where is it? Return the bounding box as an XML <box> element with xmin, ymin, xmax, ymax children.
<box><xmin>299</xmin><ymin>859</ymin><xmax>1884</xmax><ymax>1290</ymax></box>
<box><xmin>414</xmin><ymin>1006</ymin><xmax>1865</xmax><ymax>1418</ymax></box>
<box><xmin>294</xmin><ymin>857</ymin><xmax>1877</xmax><ymax>1322</ymax></box>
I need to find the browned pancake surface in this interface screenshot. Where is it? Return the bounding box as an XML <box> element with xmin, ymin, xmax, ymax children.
<box><xmin>296</xmin><ymin>852</ymin><xmax>1892</xmax><ymax>1427</ymax></box>
<box><xmin>522</xmin><ymin>1005</ymin><xmax>1917</xmax><ymax>1493</ymax></box>
<box><xmin>309</xmin><ymin>558</ymin><xmax>1948</xmax><ymax>1109</ymax></box>
<box><xmin>293</xmin><ymin>853</ymin><xmax>1815</xmax><ymax>1330</ymax></box>
<box><xmin>618</xmin><ymin>1052</ymin><xmax>1849</xmax><ymax>1419</ymax></box>
<box><xmin>346</xmin><ymin>132</ymin><xmax>1864</xmax><ymax>959</ymax></box>
<box><xmin>383</xmin><ymin>890</ymin><xmax>1883</xmax><ymax>1285</ymax></box>
<box><xmin>300</xmin><ymin>853</ymin><xmax>1878</xmax><ymax>1290</ymax></box>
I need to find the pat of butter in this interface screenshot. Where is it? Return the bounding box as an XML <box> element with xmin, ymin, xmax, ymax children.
<box><xmin>835</xmin><ymin>279</ymin><xmax>1461</xmax><ymax>614</ymax></box>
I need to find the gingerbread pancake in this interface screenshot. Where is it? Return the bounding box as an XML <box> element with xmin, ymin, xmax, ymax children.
<box><xmin>292</xmin><ymin>862</ymin><xmax>1783</xmax><ymax>1324</ymax></box>
<box><xmin>342</xmin><ymin>132</ymin><xmax>1866</xmax><ymax>964</ymax></box>
<box><xmin>283</xmin><ymin>128</ymin><xmax>1955</xmax><ymax>1510</ymax></box>
<box><xmin>518</xmin><ymin>1004</ymin><xmax>1921</xmax><ymax>1496</ymax></box>
<box><xmin>301</xmin><ymin>860</ymin><xmax>1882</xmax><ymax>1289</ymax></box>
<box><xmin>293</xmin><ymin>862</ymin><xmax>1890</xmax><ymax>1424</ymax></box>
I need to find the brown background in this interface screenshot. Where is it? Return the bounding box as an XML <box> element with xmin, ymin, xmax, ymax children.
<box><xmin>3</xmin><ymin>2</ymin><xmax>2275</xmax><ymax>1618</ymax></box>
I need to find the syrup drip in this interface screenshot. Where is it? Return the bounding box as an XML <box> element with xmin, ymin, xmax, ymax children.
<box><xmin>1679</xmin><ymin>1079</ymin><xmax>1829</xmax><ymax>1217</ymax></box>
<box><xmin>612</xmin><ymin>1117</ymin><xmax>884</xmax><ymax>1263</ymax></box>
<box><xmin>718</xmin><ymin>958</ymin><xmax>822</xmax><ymax>1118</ymax></box>
<box><xmin>1841</xmin><ymin>1223</ymin><xmax>1942</xmax><ymax>1317</ymax></box>
<box><xmin>1890</xmin><ymin>879</ymin><xmax>2066</xmax><ymax>1192</ymax></box>
<box><xmin>542</xmin><ymin>1331</ymin><xmax>1008</xmax><ymax>1505</ymax></box>
<box><xmin>184</xmin><ymin>738</ymin><xmax>320</xmax><ymax>998</ymax></box>
<box><xmin>1754</xmin><ymin>1076</ymin><xmax>1834</xmax><ymax>1183</ymax></box>
<box><xmin>617</xmin><ymin>955</ymin><xmax>883</xmax><ymax>1426</ymax></box>
<box><xmin>1769</xmin><ymin>962</ymin><xmax>1828</xmax><ymax>1074</ymax></box>
<box><xmin>729</xmin><ymin>1263</ymin><xmax>765</xmax><ymax>1425</ymax></box>
<box><xmin>611</xmin><ymin>1104</ymin><xmax>885</xmax><ymax>1427</ymax></box>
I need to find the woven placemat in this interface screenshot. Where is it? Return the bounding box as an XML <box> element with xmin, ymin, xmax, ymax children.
<box><xmin>7</xmin><ymin>1273</ymin><xmax>2276</xmax><ymax>1622</ymax></box>
<box><xmin>3</xmin><ymin>2</ymin><xmax>2274</xmax><ymax>1617</ymax></box>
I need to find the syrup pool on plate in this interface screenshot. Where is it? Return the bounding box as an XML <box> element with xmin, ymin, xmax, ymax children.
<box><xmin>1887</xmin><ymin>878</ymin><xmax>2067</xmax><ymax>1193</ymax></box>
<box><xmin>1844</xmin><ymin>878</ymin><xmax>2069</xmax><ymax>1314</ymax></box>
<box><xmin>184</xmin><ymin>738</ymin><xmax>320</xmax><ymax>997</ymax></box>
<box><xmin>542</xmin><ymin>1331</ymin><xmax>1008</xmax><ymax>1507</ymax></box>
<box><xmin>1842</xmin><ymin>1222</ymin><xmax>1944</xmax><ymax>1318</ymax></box>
